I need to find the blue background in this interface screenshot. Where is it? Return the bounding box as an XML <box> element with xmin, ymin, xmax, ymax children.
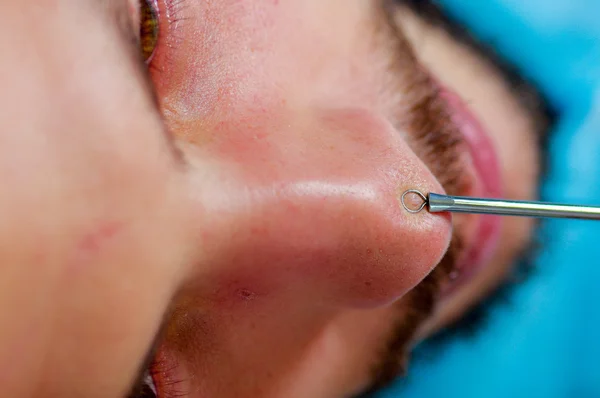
<box><xmin>376</xmin><ymin>1</ymin><xmax>600</xmax><ymax>397</ymax></box>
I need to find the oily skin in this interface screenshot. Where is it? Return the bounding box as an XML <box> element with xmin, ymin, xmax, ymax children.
<box><xmin>0</xmin><ymin>1</ymin><xmax>538</xmax><ymax>398</ymax></box>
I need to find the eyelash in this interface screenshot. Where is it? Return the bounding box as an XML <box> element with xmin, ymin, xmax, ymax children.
<box><xmin>146</xmin><ymin>0</ymin><xmax>190</xmax><ymax>77</ymax></box>
<box><xmin>148</xmin><ymin>353</ymin><xmax>188</xmax><ymax>398</ymax></box>
<box><xmin>128</xmin><ymin>339</ymin><xmax>188</xmax><ymax>398</ymax></box>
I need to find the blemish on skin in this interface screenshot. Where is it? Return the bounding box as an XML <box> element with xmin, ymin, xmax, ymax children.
<box><xmin>399</xmin><ymin>189</ymin><xmax>428</xmax><ymax>214</ymax></box>
<box><xmin>404</xmin><ymin>191</ymin><xmax>425</xmax><ymax>210</ymax></box>
<box><xmin>449</xmin><ymin>270</ymin><xmax>460</xmax><ymax>281</ymax></box>
<box><xmin>236</xmin><ymin>288</ymin><xmax>257</xmax><ymax>302</ymax></box>
<box><xmin>70</xmin><ymin>222</ymin><xmax>123</xmax><ymax>269</ymax></box>
<box><xmin>78</xmin><ymin>223</ymin><xmax>122</xmax><ymax>253</ymax></box>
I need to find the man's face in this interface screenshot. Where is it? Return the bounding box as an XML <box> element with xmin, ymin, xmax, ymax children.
<box><xmin>1</xmin><ymin>0</ymin><xmax>548</xmax><ymax>397</ymax></box>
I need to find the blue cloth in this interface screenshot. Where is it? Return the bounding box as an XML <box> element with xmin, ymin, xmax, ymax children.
<box><xmin>376</xmin><ymin>1</ymin><xmax>600</xmax><ymax>397</ymax></box>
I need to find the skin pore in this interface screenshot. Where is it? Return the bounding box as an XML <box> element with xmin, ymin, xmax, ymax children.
<box><xmin>0</xmin><ymin>1</ymin><xmax>549</xmax><ymax>398</ymax></box>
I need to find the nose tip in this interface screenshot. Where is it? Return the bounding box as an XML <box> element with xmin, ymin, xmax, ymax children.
<box><xmin>322</xmin><ymin>179</ymin><xmax>452</xmax><ymax>308</ymax></box>
<box><xmin>187</xmin><ymin>107</ymin><xmax>452</xmax><ymax>308</ymax></box>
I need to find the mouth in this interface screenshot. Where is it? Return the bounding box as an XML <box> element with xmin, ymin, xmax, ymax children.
<box><xmin>438</xmin><ymin>86</ymin><xmax>504</xmax><ymax>295</ymax></box>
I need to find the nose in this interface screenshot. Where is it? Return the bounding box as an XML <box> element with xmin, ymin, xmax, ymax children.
<box><xmin>185</xmin><ymin>107</ymin><xmax>452</xmax><ymax>308</ymax></box>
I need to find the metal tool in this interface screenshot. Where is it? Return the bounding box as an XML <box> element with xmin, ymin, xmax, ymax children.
<box><xmin>401</xmin><ymin>190</ymin><xmax>600</xmax><ymax>220</ymax></box>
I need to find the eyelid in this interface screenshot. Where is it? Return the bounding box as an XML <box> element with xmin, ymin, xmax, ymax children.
<box><xmin>145</xmin><ymin>0</ymin><xmax>191</xmax><ymax>82</ymax></box>
<box><xmin>108</xmin><ymin>0</ymin><xmax>151</xmax><ymax>79</ymax></box>
<box><xmin>125</xmin><ymin>315</ymin><xmax>169</xmax><ymax>397</ymax></box>
<box><xmin>112</xmin><ymin>0</ymin><xmax>186</xmax><ymax>167</ymax></box>
<box><xmin>127</xmin><ymin>0</ymin><xmax>142</xmax><ymax>42</ymax></box>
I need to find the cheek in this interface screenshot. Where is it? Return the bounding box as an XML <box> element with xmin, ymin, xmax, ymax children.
<box><xmin>149</xmin><ymin>1</ymin><xmax>291</xmax><ymax>114</ymax></box>
<box><xmin>150</xmin><ymin>0</ymin><xmax>385</xmax><ymax>130</ymax></box>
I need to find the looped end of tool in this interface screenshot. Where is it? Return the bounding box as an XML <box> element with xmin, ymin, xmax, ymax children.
<box><xmin>401</xmin><ymin>190</ymin><xmax>427</xmax><ymax>214</ymax></box>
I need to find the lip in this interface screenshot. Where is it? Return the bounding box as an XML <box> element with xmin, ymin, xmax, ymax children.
<box><xmin>439</xmin><ymin>87</ymin><xmax>504</xmax><ymax>294</ymax></box>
